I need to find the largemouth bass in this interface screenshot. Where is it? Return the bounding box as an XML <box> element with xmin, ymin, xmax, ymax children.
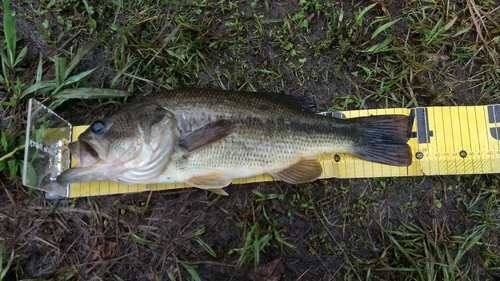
<box><xmin>57</xmin><ymin>89</ymin><xmax>412</xmax><ymax>195</ymax></box>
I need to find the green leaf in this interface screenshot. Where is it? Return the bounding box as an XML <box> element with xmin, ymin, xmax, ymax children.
<box><xmin>14</xmin><ymin>76</ymin><xmax>23</xmax><ymax>96</ymax></box>
<box><xmin>65</xmin><ymin>42</ymin><xmax>96</xmax><ymax>80</ymax></box>
<box><xmin>1</xmin><ymin>131</ymin><xmax>8</xmax><ymax>151</ymax></box>
<box><xmin>180</xmin><ymin>262</ymin><xmax>201</xmax><ymax>281</ymax></box>
<box><xmin>166</xmin><ymin>49</ymin><xmax>186</xmax><ymax>61</ymax></box>
<box><xmin>42</xmin><ymin>19</ymin><xmax>49</xmax><ymax>29</ymax></box>
<box><xmin>132</xmin><ymin>233</ymin><xmax>151</xmax><ymax>244</ymax></box>
<box><xmin>356</xmin><ymin>3</ymin><xmax>377</xmax><ymax>26</ymax></box>
<box><xmin>13</xmin><ymin>46</ymin><xmax>28</xmax><ymax>66</ymax></box>
<box><xmin>0</xmin><ymin>144</ymin><xmax>24</xmax><ymax>164</ymax></box>
<box><xmin>8</xmin><ymin>159</ymin><xmax>18</xmax><ymax>179</ymax></box>
<box><xmin>21</xmin><ymin>81</ymin><xmax>57</xmax><ymax>98</ymax></box>
<box><xmin>82</xmin><ymin>0</ymin><xmax>94</xmax><ymax>15</ymax></box>
<box><xmin>52</xmin><ymin>57</ymin><xmax>67</xmax><ymax>87</ymax></box>
<box><xmin>47</xmin><ymin>99</ymin><xmax>66</xmax><ymax>109</ymax></box>
<box><xmin>62</xmin><ymin>67</ymin><xmax>97</xmax><ymax>86</ymax></box>
<box><xmin>371</xmin><ymin>19</ymin><xmax>399</xmax><ymax>39</ymax></box>
<box><xmin>36</xmin><ymin>53</ymin><xmax>44</xmax><ymax>83</ymax></box>
<box><xmin>2</xmin><ymin>100</ymin><xmax>16</xmax><ymax>107</ymax></box>
<box><xmin>111</xmin><ymin>274</ymin><xmax>126</xmax><ymax>281</ymax></box>
<box><xmin>0</xmin><ymin>52</ymin><xmax>10</xmax><ymax>89</ymax></box>
<box><xmin>361</xmin><ymin>37</ymin><xmax>397</xmax><ymax>53</ymax></box>
<box><xmin>452</xmin><ymin>26</ymin><xmax>471</xmax><ymax>38</ymax></box>
<box><xmin>193</xmin><ymin>237</ymin><xmax>217</xmax><ymax>258</ymax></box>
<box><xmin>52</xmin><ymin>88</ymin><xmax>131</xmax><ymax>99</ymax></box>
<box><xmin>3</xmin><ymin>0</ymin><xmax>16</xmax><ymax>66</ymax></box>
<box><xmin>442</xmin><ymin>16</ymin><xmax>457</xmax><ymax>31</ymax></box>
<box><xmin>22</xmin><ymin>160</ymin><xmax>37</xmax><ymax>186</ymax></box>
<box><xmin>0</xmin><ymin>245</ymin><xmax>14</xmax><ymax>279</ymax></box>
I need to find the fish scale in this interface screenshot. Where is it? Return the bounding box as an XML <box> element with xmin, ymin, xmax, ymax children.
<box><xmin>57</xmin><ymin>89</ymin><xmax>411</xmax><ymax>195</ymax></box>
<box><xmin>156</xmin><ymin>107</ymin><xmax>401</xmax><ymax>189</ymax></box>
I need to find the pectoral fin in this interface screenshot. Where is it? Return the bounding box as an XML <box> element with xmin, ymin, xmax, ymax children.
<box><xmin>179</xmin><ymin>119</ymin><xmax>234</xmax><ymax>152</ymax></box>
<box><xmin>187</xmin><ymin>172</ymin><xmax>232</xmax><ymax>196</ymax></box>
<box><xmin>271</xmin><ymin>157</ymin><xmax>323</xmax><ymax>184</ymax></box>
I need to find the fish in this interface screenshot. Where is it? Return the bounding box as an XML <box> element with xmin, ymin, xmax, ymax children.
<box><xmin>57</xmin><ymin>89</ymin><xmax>412</xmax><ymax>195</ymax></box>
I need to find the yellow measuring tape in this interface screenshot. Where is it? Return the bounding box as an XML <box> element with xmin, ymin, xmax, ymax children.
<box><xmin>67</xmin><ymin>105</ymin><xmax>500</xmax><ymax>197</ymax></box>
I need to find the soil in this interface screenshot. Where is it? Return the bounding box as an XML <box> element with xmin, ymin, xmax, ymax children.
<box><xmin>1</xmin><ymin>0</ymin><xmax>499</xmax><ymax>280</ymax></box>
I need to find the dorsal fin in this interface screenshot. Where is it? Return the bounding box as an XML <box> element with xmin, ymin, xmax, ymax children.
<box><xmin>259</xmin><ymin>92</ymin><xmax>318</xmax><ymax>113</ymax></box>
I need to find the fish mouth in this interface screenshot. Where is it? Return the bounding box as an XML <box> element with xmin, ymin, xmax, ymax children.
<box><xmin>57</xmin><ymin>140</ymin><xmax>121</xmax><ymax>185</ymax></box>
<box><xmin>57</xmin><ymin>102</ymin><xmax>179</xmax><ymax>186</ymax></box>
<box><xmin>69</xmin><ymin>140</ymin><xmax>100</xmax><ymax>168</ymax></box>
<box><xmin>57</xmin><ymin>134</ymin><xmax>176</xmax><ymax>185</ymax></box>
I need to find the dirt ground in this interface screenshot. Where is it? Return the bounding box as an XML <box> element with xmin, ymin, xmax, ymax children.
<box><xmin>1</xmin><ymin>0</ymin><xmax>500</xmax><ymax>280</ymax></box>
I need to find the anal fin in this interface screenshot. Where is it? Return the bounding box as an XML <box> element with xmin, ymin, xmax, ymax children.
<box><xmin>271</xmin><ymin>157</ymin><xmax>323</xmax><ymax>184</ymax></box>
<box><xmin>187</xmin><ymin>172</ymin><xmax>232</xmax><ymax>196</ymax></box>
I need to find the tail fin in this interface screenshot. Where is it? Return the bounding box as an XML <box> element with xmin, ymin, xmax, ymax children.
<box><xmin>351</xmin><ymin>115</ymin><xmax>412</xmax><ymax>166</ymax></box>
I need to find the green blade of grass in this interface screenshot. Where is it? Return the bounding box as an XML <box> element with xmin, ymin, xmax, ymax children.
<box><xmin>454</xmin><ymin>226</ymin><xmax>486</xmax><ymax>265</ymax></box>
<box><xmin>0</xmin><ymin>241</ymin><xmax>14</xmax><ymax>280</ymax></box>
<box><xmin>3</xmin><ymin>0</ymin><xmax>16</xmax><ymax>66</ymax></box>
<box><xmin>1</xmin><ymin>131</ymin><xmax>8</xmax><ymax>152</ymax></box>
<box><xmin>36</xmin><ymin>53</ymin><xmax>44</xmax><ymax>83</ymax></box>
<box><xmin>23</xmin><ymin>160</ymin><xmax>37</xmax><ymax>185</ymax></box>
<box><xmin>442</xmin><ymin>16</ymin><xmax>457</xmax><ymax>31</ymax></box>
<box><xmin>0</xmin><ymin>250</ymin><xmax>14</xmax><ymax>279</ymax></box>
<box><xmin>356</xmin><ymin>3</ymin><xmax>377</xmax><ymax>26</ymax></box>
<box><xmin>193</xmin><ymin>237</ymin><xmax>217</xmax><ymax>258</ymax></box>
<box><xmin>422</xmin><ymin>241</ymin><xmax>435</xmax><ymax>281</ymax></box>
<box><xmin>362</xmin><ymin>37</ymin><xmax>399</xmax><ymax>53</ymax></box>
<box><xmin>111</xmin><ymin>274</ymin><xmax>126</xmax><ymax>281</ymax></box>
<box><xmin>1</xmin><ymin>51</ymin><xmax>11</xmax><ymax>90</ymax></box>
<box><xmin>132</xmin><ymin>233</ymin><xmax>151</xmax><ymax>244</ymax></box>
<box><xmin>13</xmin><ymin>46</ymin><xmax>28</xmax><ymax>67</ymax></box>
<box><xmin>452</xmin><ymin>26</ymin><xmax>471</xmax><ymax>37</ymax></box>
<box><xmin>371</xmin><ymin>19</ymin><xmax>399</xmax><ymax>39</ymax></box>
<box><xmin>236</xmin><ymin>223</ymin><xmax>256</xmax><ymax>266</ymax></box>
<box><xmin>21</xmin><ymin>81</ymin><xmax>57</xmax><ymax>98</ymax></box>
<box><xmin>273</xmin><ymin>229</ymin><xmax>295</xmax><ymax>249</ymax></box>
<box><xmin>0</xmin><ymin>144</ymin><xmax>24</xmax><ymax>162</ymax></box>
<box><xmin>63</xmin><ymin>67</ymin><xmax>97</xmax><ymax>86</ymax></box>
<box><xmin>180</xmin><ymin>262</ymin><xmax>201</xmax><ymax>281</ymax></box>
<box><xmin>52</xmin><ymin>57</ymin><xmax>67</xmax><ymax>87</ymax></box>
<box><xmin>65</xmin><ymin>42</ymin><xmax>96</xmax><ymax>80</ymax></box>
<box><xmin>52</xmin><ymin>88</ymin><xmax>130</xmax><ymax>99</ymax></box>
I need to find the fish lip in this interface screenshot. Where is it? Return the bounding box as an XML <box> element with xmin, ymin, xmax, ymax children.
<box><xmin>57</xmin><ymin>160</ymin><xmax>121</xmax><ymax>185</ymax></box>
<box><xmin>57</xmin><ymin>140</ymin><xmax>106</xmax><ymax>184</ymax></box>
<box><xmin>78</xmin><ymin>139</ymin><xmax>99</xmax><ymax>159</ymax></box>
<box><xmin>68</xmin><ymin>139</ymin><xmax>100</xmax><ymax>168</ymax></box>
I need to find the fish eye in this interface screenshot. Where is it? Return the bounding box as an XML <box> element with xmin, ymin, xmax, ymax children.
<box><xmin>91</xmin><ymin>121</ymin><xmax>106</xmax><ymax>134</ymax></box>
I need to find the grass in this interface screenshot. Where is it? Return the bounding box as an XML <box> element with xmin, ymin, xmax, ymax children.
<box><xmin>376</xmin><ymin>179</ymin><xmax>500</xmax><ymax>280</ymax></box>
<box><xmin>1</xmin><ymin>0</ymin><xmax>500</xmax><ymax>280</ymax></box>
<box><xmin>0</xmin><ymin>242</ymin><xmax>16</xmax><ymax>281</ymax></box>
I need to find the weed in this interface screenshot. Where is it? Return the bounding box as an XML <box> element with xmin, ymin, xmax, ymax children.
<box><xmin>1</xmin><ymin>0</ymin><xmax>500</xmax><ymax>280</ymax></box>
<box><xmin>229</xmin><ymin>221</ymin><xmax>272</xmax><ymax>269</ymax></box>
<box><xmin>226</xmin><ymin>190</ymin><xmax>295</xmax><ymax>270</ymax></box>
<box><xmin>379</xmin><ymin>221</ymin><xmax>487</xmax><ymax>280</ymax></box>
<box><xmin>0</xmin><ymin>242</ymin><xmax>15</xmax><ymax>281</ymax></box>
<box><xmin>191</xmin><ymin>227</ymin><xmax>217</xmax><ymax>258</ymax></box>
<box><xmin>179</xmin><ymin>262</ymin><xmax>202</xmax><ymax>281</ymax></box>
<box><xmin>0</xmin><ymin>0</ymin><xmax>129</xmax><ymax>182</ymax></box>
